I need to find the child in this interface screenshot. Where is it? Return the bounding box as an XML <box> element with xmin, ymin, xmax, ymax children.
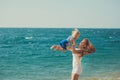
<box><xmin>50</xmin><ymin>28</ymin><xmax>80</xmax><ymax>52</ymax></box>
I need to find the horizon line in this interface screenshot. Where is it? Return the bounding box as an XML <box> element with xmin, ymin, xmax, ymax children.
<box><xmin>0</xmin><ymin>27</ymin><xmax>119</xmax><ymax>29</ymax></box>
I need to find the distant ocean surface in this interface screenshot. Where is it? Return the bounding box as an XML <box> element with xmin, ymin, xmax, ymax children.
<box><xmin>0</xmin><ymin>28</ymin><xmax>120</xmax><ymax>80</ymax></box>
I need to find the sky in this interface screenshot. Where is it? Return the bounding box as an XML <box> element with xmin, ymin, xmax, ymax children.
<box><xmin>0</xmin><ymin>0</ymin><xmax>120</xmax><ymax>28</ymax></box>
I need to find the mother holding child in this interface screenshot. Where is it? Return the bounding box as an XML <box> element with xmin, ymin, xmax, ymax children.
<box><xmin>51</xmin><ymin>29</ymin><xmax>96</xmax><ymax>80</ymax></box>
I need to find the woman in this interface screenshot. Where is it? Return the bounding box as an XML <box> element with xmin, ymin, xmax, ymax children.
<box><xmin>68</xmin><ymin>38</ymin><xmax>96</xmax><ymax>80</ymax></box>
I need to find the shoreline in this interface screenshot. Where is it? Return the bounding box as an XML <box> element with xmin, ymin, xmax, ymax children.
<box><xmin>81</xmin><ymin>71</ymin><xmax>120</xmax><ymax>80</ymax></box>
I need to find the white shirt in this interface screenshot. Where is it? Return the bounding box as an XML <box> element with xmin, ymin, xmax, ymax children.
<box><xmin>72</xmin><ymin>48</ymin><xmax>82</xmax><ymax>75</ymax></box>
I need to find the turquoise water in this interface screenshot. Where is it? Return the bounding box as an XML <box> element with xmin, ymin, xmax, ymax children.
<box><xmin>0</xmin><ymin>28</ymin><xmax>120</xmax><ymax>80</ymax></box>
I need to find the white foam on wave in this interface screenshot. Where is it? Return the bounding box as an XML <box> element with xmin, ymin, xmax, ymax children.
<box><xmin>25</xmin><ymin>36</ymin><xmax>33</xmax><ymax>40</ymax></box>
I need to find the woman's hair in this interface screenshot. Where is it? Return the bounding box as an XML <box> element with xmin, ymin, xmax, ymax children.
<box><xmin>80</xmin><ymin>38</ymin><xmax>96</xmax><ymax>54</ymax></box>
<box><xmin>79</xmin><ymin>38</ymin><xmax>88</xmax><ymax>49</ymax></box>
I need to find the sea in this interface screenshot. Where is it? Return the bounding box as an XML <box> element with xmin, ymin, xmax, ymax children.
<box><xmin>0</xmin><ymin>28</ymin><xmax>120</xmax><ymax>80</ymax></box>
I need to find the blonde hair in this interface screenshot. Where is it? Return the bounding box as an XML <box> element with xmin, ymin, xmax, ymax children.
<box><xmin>72</xmin><ymin>28</ymin><xmax>80</xmax><ymax>39</ymax></box>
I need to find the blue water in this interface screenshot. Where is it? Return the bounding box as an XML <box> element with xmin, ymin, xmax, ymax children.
<box><xmin>0</xmin><ymin>28</ymin><xmax>120</xmax><ymax>80</ymax></box>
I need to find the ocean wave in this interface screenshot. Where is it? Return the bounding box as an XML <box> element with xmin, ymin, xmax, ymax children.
<box><xmin>0</xmin><ymin>45</ymin><xmax>14</xmax><ymax>48</ymax></box>
<box><xmin>25</xmin><ymin>36</ymin><xmax>33</xmax><ymax>40</ymax></box>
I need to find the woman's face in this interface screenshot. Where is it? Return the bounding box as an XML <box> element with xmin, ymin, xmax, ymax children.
<box><xmin>79</xmin><ymin>39</ymin><xmax>88</xmax><ymax>49</ymax></box>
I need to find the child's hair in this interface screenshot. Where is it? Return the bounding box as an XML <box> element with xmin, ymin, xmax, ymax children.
<box><xmin>72</xmin><ymin>28</ymin><xmax>80</xmax><ymax>39</ymax></box>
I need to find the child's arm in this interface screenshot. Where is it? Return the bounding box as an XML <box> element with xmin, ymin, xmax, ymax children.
<box><xmin>69</xmin><ymin>45</ymin><xmax>83</xmax><ymax>54</ymax></box>
<box><xmin>67</xmin><ymin>45</ymin><xmax>76</xmax><ymax>52</ymax></box>
<box><xmin>71</xmin><ymin>39</ymin><xmax>79</xmax><ymax>47</ymax></box>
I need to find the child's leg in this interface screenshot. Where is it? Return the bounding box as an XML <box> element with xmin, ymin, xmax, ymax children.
<box><xmin>51</xmin><ymin>45</ymin><xmax>64</xmax><ymax>51</ymax></box>
<box><xmin>66</xmin><ymin>46</ymin><xmax>71</xmax><ymax>50</ymax></box>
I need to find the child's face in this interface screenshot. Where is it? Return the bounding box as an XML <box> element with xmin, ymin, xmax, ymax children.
<box><xmin>77</xmin><ymin>33</ymin><xmax>80</xmax><ymax>38</ymax></box>
<box><xmin>72</xmin><ymin>29</ymin><xmax>80</xmax><ymax>40</ymax></box>
<box><xmin>74</xmin><ymin>33</ymin><xmax>80</xmax><ymax>39</ymax></box>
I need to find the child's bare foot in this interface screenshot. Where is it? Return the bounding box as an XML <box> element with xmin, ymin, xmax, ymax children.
<box><xmin>50</xmin><ymin>45</ymin><xmax>54</xmax><ymax>49</ymax></box>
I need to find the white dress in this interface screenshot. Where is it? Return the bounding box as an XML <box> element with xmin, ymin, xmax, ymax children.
<box><xmin>72</xmin><ymin>48</ymin><xmax>82</xmax><ymax>75</ymax></box>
